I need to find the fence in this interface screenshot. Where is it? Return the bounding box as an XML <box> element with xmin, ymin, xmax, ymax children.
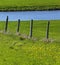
<box><xmin>0</xmin><ymin>16</ymin><xmax>60</xmax><ymax>40</ymax></box>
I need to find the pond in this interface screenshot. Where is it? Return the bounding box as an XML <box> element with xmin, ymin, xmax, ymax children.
<box><xmin>0</xmin><ymin>10</ymin><xmax>60</xmax><ymax>21</ymax></box>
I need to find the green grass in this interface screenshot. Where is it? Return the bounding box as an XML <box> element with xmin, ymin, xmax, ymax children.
<box><xmin>0</xmin><ymin>20</ymin><xmax>60</xmax><ymax>65</ymax></box>
<box><xmin>0</xmin><ymin>0</ymin><xmax>60</xmax><ymax>11</ymax></box>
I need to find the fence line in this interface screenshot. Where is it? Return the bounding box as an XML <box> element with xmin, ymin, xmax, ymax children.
<box><xmin>0</xmin><ymin>16</ymin><xmax>52</xmax><ymax>39</ymax></box>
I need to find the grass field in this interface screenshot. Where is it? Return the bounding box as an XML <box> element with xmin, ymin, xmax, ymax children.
<box><xmin>0</xmin><ymin>20</ymin><xmax>60</xmax><ymax>65</ymax></box>
<box><xmin>0</xmin><ymin>0</ymin><xmax>60</xmax><ymax>11</ymax></box>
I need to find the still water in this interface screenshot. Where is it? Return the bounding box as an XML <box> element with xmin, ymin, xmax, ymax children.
<box><xmin>0</xmin><ymin>10</ymin><xmax>60</xmax><ymax>21</ymax></box>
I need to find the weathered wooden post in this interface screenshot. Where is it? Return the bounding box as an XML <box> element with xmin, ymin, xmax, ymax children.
<box><xmin>17</xmin><ymin>19</ymin><xmax>20</xmax><ymax>33</ymax></box>
<box><xmin>46</xmin><ymin>21</ymin><xmax>50</xmax><ymax>39</ymax></box>
<box><xmin>5</xmin><ymin>16</ymin><xmax>8</xmax><ymax>32</ymax></box>
<box><xmin>29</xmin><ymin>19</ymin><xmax>33</xmax><ymax>38</ymax></box>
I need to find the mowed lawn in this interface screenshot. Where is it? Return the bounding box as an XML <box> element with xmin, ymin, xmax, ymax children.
<box><xmin>0</xmin><ymin>20</ymin><xmax>60</xmax><ymax>65</ymax></box>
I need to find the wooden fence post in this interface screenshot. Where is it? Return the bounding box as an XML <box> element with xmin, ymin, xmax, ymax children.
<box><xmin>29</xmin><ymin>19</ymin><xmax>33</xmax><ymax>38</ymax></box>
<box><xmin>46</xmin><ymin>21</ymin><xmax>50</xmax><ymax>39</ymax></box>
<box><xmin>17</xmin><ymin>19</ymin><xmax>20</xmax><ymax>33</ymax></box>
<box><xmin>5</xmin><ymin>16</ymin><xmax>8</xmax><ymax>32</ymax></box>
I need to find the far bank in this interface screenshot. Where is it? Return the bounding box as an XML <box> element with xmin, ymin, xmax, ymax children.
<box><xmin>0</xmin><ymin>5</ymin><xmax>60</xmax><ymax>12</ymax></box>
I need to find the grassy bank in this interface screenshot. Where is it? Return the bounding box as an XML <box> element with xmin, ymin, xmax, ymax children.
<box><xmin>0</xmin><ymin>0</ymin><xmax>60</xmax><ymax>11</ymax></box>
<box><xmin>0</xmin><ymin>20</ymin><xmax>60</xmax><ymax>65</ymax></box>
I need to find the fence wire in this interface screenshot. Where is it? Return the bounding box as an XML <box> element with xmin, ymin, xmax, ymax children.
<box><xmin>0</xmin><ymin>20</ymin><xmax>60</xmax><ymax>41</ymax></box>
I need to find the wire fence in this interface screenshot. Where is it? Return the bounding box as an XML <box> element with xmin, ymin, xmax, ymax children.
<box><xmin>0</xmin><ymin>16</ymin><xmax>60</xmax><ymax>41</ymax></box>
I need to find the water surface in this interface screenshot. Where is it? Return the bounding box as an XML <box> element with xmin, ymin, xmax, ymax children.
<box><xmin>0</xmin><ymin>10</ymin><xmax>60</xmax><ymax>21</ymax></box>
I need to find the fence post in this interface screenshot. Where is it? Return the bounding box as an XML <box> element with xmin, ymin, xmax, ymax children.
<box><xmin>46</xmin><ymin>21</ymin><xmax>50</xmax><ymax>39</ymax></box>
<box><xmin>17</xmin><ymin>19</ymin><xmax>20</xmax><ymax>33</ymax></box>
<box><xmin>5</xmin><ymin>16</ymin><xmax>8</xmax><ymax>32</ymax></box>
<box><xmin>29</xmin><ymin>19</ymin><xmax>33</xmax><ymax>38</ymax></box>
